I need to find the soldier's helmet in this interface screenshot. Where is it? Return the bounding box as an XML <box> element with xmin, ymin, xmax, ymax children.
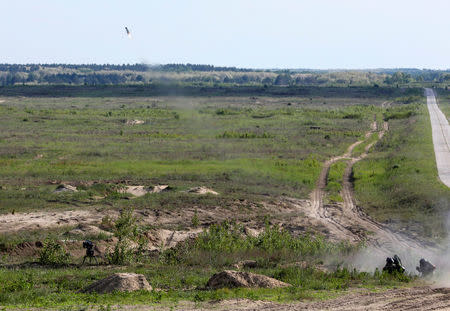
<box><xmin>386</xmin><ymin>257</ymin><xmax>394</xmax><ymax>264</ymax></box>
<box><xmin>419</xmin><ymin>258</ymin><xmax>426</xmax><ymax>265</ymax></box>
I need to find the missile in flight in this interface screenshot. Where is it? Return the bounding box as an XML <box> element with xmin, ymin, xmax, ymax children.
<box><xmin>125</xmin><ymin>27</ymin><xmax>132</xmax><ymax>38</ymax></box>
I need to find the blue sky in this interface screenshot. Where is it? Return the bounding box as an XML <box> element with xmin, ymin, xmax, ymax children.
<box><xmin>1</xmin><ymin>0</ymin><xmax>449</xmax><ymax>69</ymax></box>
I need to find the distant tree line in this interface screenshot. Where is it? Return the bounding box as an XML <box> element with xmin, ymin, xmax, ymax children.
<box><xmin>0</xmin><ymin>64</ymin><xmax>448</xmax><ymax>87</ymax></box>
<box><xmin>156</xmin><ymin>63</ymin><xmax>255</xmax><ymax>72</ymax></box>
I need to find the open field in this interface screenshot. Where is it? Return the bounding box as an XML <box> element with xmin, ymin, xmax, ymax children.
<box><xmin>0</xmin><ymin>84</ymin><xmax>423</xmax><ymax>98</ymax></box>
<box><xmin>0</xmin><ymin>94</ymin><xmax>382</xmax><ymax>215</ymax></box>
<box><xmin>353</xmin><ymin>98</ymin><xmax>450</xmax><ymax>239</ymax></box>
<box><xmin>437</xmin><ymin>88</ymin><xmax>450</xmax><ymax>119</ymax></box>
<box><xmin>0</xmin><ymin>87</ymin><xmax>449</xmax><ymax>309</ymax></box>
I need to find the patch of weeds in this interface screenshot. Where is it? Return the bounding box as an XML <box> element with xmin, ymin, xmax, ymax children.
<box><xmin>217</xmin><ymin>131</ymin><xmax>274</xmax><ymax>139</ymax></box>
<box><xmin>191</xmin><ymin>210</ymin><xmax>200</xmax><ymax>228</ymax></box>
<box><xmin>38</xmin><ymin>239</ymin><xmax>71</xmax><ymax>266</ymax></box>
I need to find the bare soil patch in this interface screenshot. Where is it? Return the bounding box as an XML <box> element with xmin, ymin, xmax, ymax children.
<box><xmin>112</xmin><ymin>287</ymin><xmax>450</xmax><ymax>310</ymax></box>
<box><xmin>125</xmin><ymin>119</ymin><xmax>145</xmax><ymax>125</ymax></box>
<box><xmin>118</xmin><ymin>185</ymin><xmax>171</xmax><ymax>197</ymax></box>
<box><xmin>187</xmin><ymin>186</ymin><xmax>219</xmax><ymax>195</ymax></box>
<box><xmin>0</xmin><ymin>209</ymin><xmax>107</xmax><ymax>234</ymax></box>
<box><xmin>53</xmin><ymin>184</ymin><xmax>78</xmax><ymax>193</ymax></box>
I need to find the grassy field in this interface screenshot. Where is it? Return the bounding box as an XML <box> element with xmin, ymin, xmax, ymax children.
<box><xmin>353</xmin><ymin>98</ymin><xmax>450</xmax><ymax>239</ymax></box>
<box><xmin>0</xmin><ymin>84</ymin><xmax>422</xmax><ymax>98</ymax></box>
<box><xmin>0</xmin><ymin>89</ymin><xmax>440</xmax><ymax>308</ymax></box>
<box><xmin>0</xmin><ymin>264</ymin><xmax>413</xmax><ymax>309</ymax></box>
<box><xmin>0</xmin><ymin>95</ymin><xmax>382</xmax><ymax>214</ymax></box>
<box><xmin>0</xmin><ymin>222</ymin><xmax>413</xmax><ymax>309</ymax></box>
<box><xmin>436</xmin><ymin>88</ymin><xmax>450</xmax><ymax>119</ymax></box>
<box><xmin>326</xmin><ymin>160</ymin><xmax>347</xmax><ymax>203</ymax></box>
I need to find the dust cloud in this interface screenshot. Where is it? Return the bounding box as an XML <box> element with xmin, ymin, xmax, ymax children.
<box><xmin>344</xmin><ymin>211</ymin><xmax>450</xmax><ymax>286</ymax></box>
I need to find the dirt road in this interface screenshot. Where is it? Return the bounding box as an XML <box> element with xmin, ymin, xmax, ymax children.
<box><xmin>125</xmin><ymin>287</ymin><xmax>450</xmax><ymax>310</ymax></box>
<box><xmin>426</xmin><ymin>88</ymin><xmax>450</xmax><ymax>187</ymax></box>
<box><xmin>307</xmin><ymin>119</ymin><xmax>438</xmax><ymax>272</ymax></box>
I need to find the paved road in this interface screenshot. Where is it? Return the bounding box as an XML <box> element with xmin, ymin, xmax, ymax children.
<box><xmin>426</xmin><ymin>88</ymin><xmax>450</xmax><ymax>187</ymax></box>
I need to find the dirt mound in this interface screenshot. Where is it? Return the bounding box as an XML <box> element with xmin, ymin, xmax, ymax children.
<box><xmin>155</xmin><ymin>228</ymin><xmax>203</xmax><ymax>250</ymax></box>
<box><xmin>119</xmin><ymin>186</ymin><xmax>149</xmax><ymax>197</ymax></box>
<box><xmin>53</xmin><ymin>184</ymin><xmax>78</xmax><ymax>193</ymax></box>
<box><xmin>152</xmin><ymin>185</ymin><xmax>171</xmax><ymax>193</ymax></box>
<box><xmin>187</xmin><ymin>186</ymin><xmax>218</xmax><ymax>195</ymax></box>
<box><xmin>119</xmin><ymin>185</ymin><xmax>171</xmax><ymax>197</ymax></box>
<box><xmin>206</xmin><ymin>270</ymin><xmax>290</xmax><ymax>289</ymax></box>
<box><xmin>82</xmin><ymin>273</ymin><xmax>152</xmax><ymax>293</ymax></box>
<box><xmin>125</xmin><ymin>119</ymin><xmax>145</xmax><ymax>125</ymax></box>
<box><xmin>66</xmin><ymin>224</ymin><xmax>112</xmax><ymax>238</ymax></box>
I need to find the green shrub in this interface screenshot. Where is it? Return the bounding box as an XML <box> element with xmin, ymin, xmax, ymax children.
<box><xmin>38</xmin><ymin>239</ymin><xmax>71</xmax><ymax>266</ymax></box>
<box><xmin>105</xmin><ymin>207</ymin><xmax>139</xmax><ymax>265</ymax></box>
<box><xmin>191</xmin><ymin>210</ymin><xmax>200</xmax><ymax>228</ymax></box>
<box><xmin>105</xmin><ymin>239</ymin><xmax>134</xmax><ymax>265</ymax></box>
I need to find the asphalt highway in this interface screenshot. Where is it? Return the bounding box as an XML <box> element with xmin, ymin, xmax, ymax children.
<box><xmin>426</xmin><ymin>88</ymin><xmax>450</xmax><ymax>187</ymax></box>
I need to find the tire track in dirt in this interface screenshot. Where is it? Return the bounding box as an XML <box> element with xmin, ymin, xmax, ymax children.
<box><xmin>308</xmin><ymin>121</ymin><xmax>378</xmax><ymax>243</ymax></box>
<box><xmin>308</xmin><ymin>119</ymin><xmax>438</xmax><ymax>271</ymax></box>
<box><xmin>129</xmin><ymin>286</ymin><xmax>450</xmax><ymax>310</ymax></box>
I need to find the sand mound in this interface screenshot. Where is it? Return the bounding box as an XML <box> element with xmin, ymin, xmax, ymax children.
<box><xmin>206</xmin><ymin>270</ymin><xmax>290</xmax><ymax>289</ymax></box>
<box><xmin>66</xmin><ymin>224</ymin><xmax>112</xmax><ymax>238</ymax></box>
<box><xmin>53</xmin><ymin>184</ymin><xmax>78</xmax><ymax>193</ymax></box>
<box><xmin>152</xmin><ymin>185</ymin><xmax>171</xmax><ymax>193</ymax></box>
<box><xmin>119</xmin><ymin>186</ymin><xmax>149</xmax><ymax>197</ymax></box>
<box><xmin>126</xmin><ymin>119</ymin><xmax>145</xmax><ymax>125</ymax></box>
<box><xmin>119</xmin><ymin>185</ymin><xmax>171</xmax><ymax>197</ymax></box>
<box><xmin>82</xmin><ymin>273</ymin><xmax>152</xmax><ymax>294</ymax></box>
<box><xmin>187</xmin><ymin>186</ymin><xmax>218</xmax><ymax>195</ymax></box>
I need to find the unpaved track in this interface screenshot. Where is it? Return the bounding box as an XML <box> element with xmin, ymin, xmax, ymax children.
<box><xmin>308</xmin><ymin>121</ymin><xmax>378</xmax><ymax>242</ymax></box>
<box><xmin>124</xmin><ymin>287</ymin><xmax>450</xmax><ymax>310</ymax></box>
<box><xmin>309</xmin><ymin>119</ymin><xmax>438</xmax><ymax>271</ymax></box>
<box><xmin>426</xmin><ymin>88</ymin><xmax>450</xmax><ymax>187</ymax></box>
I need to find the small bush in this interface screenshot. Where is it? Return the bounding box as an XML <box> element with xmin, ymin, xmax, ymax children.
<box><xmin>38</xmin><ymin>239</ymin><xmax>71</xmax><ymax>266</ymax></box>
<box><xmin>191</xmin><ymin>210</ymin><xmax>200</xmax><ymax>228</ymax></box>
<box><xmin>105</xmin><ymin>207</ymin><xmax>139</xmax><ymax>265</ymax></box>
<box><xmin>105</xmin><ymin>239</ymin><xmax>134</xmax><ymax>265</ymax></box>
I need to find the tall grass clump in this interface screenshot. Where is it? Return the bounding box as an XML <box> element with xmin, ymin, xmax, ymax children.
<box><xmin>162</xmin><ymin>221</ymin><xmax>355</xmax><ymax>266</ymax></box>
